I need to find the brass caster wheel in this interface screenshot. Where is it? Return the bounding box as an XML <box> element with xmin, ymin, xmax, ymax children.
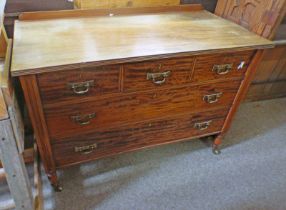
<box><xmin>53</xmin><ymin>184</ymin><xmax>63</xmax><ymax>192</ymax></box>
<box><xmin>212</xmin><ymin>145</ymin><xmax>221</xmax><ymax>155</ymax></box>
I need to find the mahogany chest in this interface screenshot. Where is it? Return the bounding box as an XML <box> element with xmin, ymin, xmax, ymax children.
<box><xmin>11</xmin><ymin>5</ymin><xmax>272</xmax><ymax>190</ymax></box>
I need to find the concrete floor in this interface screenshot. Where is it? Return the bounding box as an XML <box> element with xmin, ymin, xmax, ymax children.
<box><xmin>2</xmin><ymin>98</ymin><xmax>286</xmax><ymax>210</ymax></box>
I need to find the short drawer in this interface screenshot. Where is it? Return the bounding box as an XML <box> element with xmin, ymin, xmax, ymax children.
<box><xmin>193</xmin><ymin>51</ymin><xmax>254</xmax><ymax>82</ymax></box>
<box><xmin>37</xmin><ymin>65</ymin><xmax>120</xmax><ymax>104</ymax></box>
<box><xmin>51</xmin><ymin>108</ymin><xmax>228</xmax><ymax>167</ymax></box>
<box><xmin>123</xmin><ymin>57</ymin><xmax>194</xmax><ymax>92</ymax></box>
<box><xmin>44</xmin><ymin>80</ymin><xmax>240</xmax><ymax>139</ymax></box>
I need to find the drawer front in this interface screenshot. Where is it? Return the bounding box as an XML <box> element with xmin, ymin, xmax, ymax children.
<box><xmin>123</xmin><ymin>57</ymin><xmax>194</xmax><ymax>92</ymax></box>
<box><xmin>193</xmin><ymin>51</ymin><xmax>254</xmax><ymax>82</ymax></box>
<box><xmin>51</xmin><ymin>108</ymin><xmax>228</xmax><ymax>167</ymax></box>
<box><xmin>37</xmin><ymin>65</ymin><xmax>120</xmax><ymax>104</ymax></box>
<box><xmin>44</xmin><ymin>81</ymin><xmax>241</xmax><ymax>139</ymax></box>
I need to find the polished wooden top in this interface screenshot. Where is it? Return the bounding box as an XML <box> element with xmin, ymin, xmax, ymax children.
<box><xmin>11</xmin><ymin>7</ymin><xmax>273</xmax><ymax>76</ymax></box>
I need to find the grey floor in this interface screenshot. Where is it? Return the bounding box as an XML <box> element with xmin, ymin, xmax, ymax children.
<box><xmin>2</xmin><ymin>98</ymin><xmax>286</xmax><ymax>210</ymax></box>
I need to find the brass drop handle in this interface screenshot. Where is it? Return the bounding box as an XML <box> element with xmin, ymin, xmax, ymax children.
<box><xmin>194</xmin><ymin>120</ymin><xmax>212</xmax><ymax>130</ymax></box>
<box><xmin>146</xmin><ymin>71</ymin><xmax>171</xmax><ymax>85</ymax></box>
<box><xmin>203</xmin><ymin>92</ymin><xmax>223</xmax><ymax>104</ymax></box>
<box><xmin>67</xmin><ymin>80</ymin><xmax>95</xmax><ymax>95</ymax></box>
<box><xmin>74</xmin><ymin>143</ymin><xmax>97</xmax><ymax>155</ymax></box>
<box><xmin>70</xmin><ymin>113</ymin><xmax>96</xmax><ymax>125</ymax></box>
<box><xmin>213</xmin><ymin>64</ymin><xmax>233</xmax><ymax>75</ymax></box>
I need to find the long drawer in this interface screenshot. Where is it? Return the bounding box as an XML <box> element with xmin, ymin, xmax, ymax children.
<box><xmin>44</xmin><ymin>80</ymin><xmax>241</xmax><ymax>139</ymax></box>
<box><xmin>51</xmin><ymin>108</ymin><xmax>228</xmax><ymax>168</ymax></box>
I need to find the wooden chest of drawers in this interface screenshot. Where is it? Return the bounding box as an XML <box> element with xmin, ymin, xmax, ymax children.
<box><xmin>11</xmin><ymin>5</ymin><xmax>272</xmax><ymax>190</ymax></box>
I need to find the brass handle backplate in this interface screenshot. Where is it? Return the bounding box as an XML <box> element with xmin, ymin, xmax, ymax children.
<box><xmin>67</xmin><ymin>80</ymin><xmax>95</xmax><ymax>95</ymax></box>
<box><xmin>213</xmin><ymin>64</ymin><xmax>233</xmax><ymax>75</ymax></box>
<box><xmin>146</xmin><ymin>71</ymin><xmax>171</xmax><ymax>85</ymax></box>
<box><xmin>70</xmin><ymin>113</ymin><xmax>96</xmax><ymax>125</ymax></box>
<box><xmin>194</xmin><ymin>120</ymin><xmax>212</xmax><ymax>131</ymax></box>
<box><xmin>203</xmin><ymin>92</ymin><xmax>223</xmax><ymax>104</ymax></box>
<box><xmin>74</xmin><ymin>143</ymin><xmax>97</xmax><ymax>155</ymax></box>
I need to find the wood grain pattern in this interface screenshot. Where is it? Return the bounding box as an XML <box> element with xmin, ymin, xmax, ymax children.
<box><xmin>18</xmin><ymin>4</ymin><xmax>203</xmax><ymax>20</ymax></box>
<box><xmin>0</xmin><ymin>0</ymin><xmax>8</xmax><ymax>76</ymax></box>
<box><xmin>0</xmin><ymin>89</ymin><xmax>8</xmax><ymax>120</ymax></box>
<box><xmin>33</xmin><ymin>50</ymin><xmax>260</xmax><ymax>106</ymax></box>
<box><xmin>38</xmin><ymin>65</ymin><xmax>120</xmax><ymax>104</ymax></box>
<box><xmin>0</xmin><ymin>0</ymin><xmax>7</xmax><ymax>63</ymax></box>
<box><xmin>74</xmin><ymin>0</ymin><xmax>180</xmax><ymax>9</ymax></box>
<box><xmin>0</xmin><ymin>27</ymin><xmax>8</xmax><ymax>58</ymax></box>
<box><xmin>0</xmin><ymin>38</ymin><xmax>25</xmax><ymax>152</ymax></box>
<box><xmin>217</xmin><ymin>50</ymin><xmax>264</xmax><ymax>138</ymax></box>
<box><xmin>123</xmin><ymin>57</ymin><xmax>194</xmax><ymax>92</ymax></box>
<box><xmin>252</xmin><ymin>45</ymin><xmax>286</xmax><ymax>83</ymax></box>
<box><xmin>13</xmin><ymin>6</ymin><xmax>279</xmax><ymax>186</ymax></box>
<box><xmin>33</xmin><ymin>143</ymin><xmax>43</xmax><ymax>210</ymax></box>
<box><xmin>0</xmin><ymin>0</ymin><xmax>6</xmax><ymax>31</ymax></box>
<box><xmin>215</xmin><ymin>1</ymin><xmax>286</xmax><ymax>102</ymax></box>
<box><xmin>51</xmin><ymin>108</ymin><xmax>228</xmax><ymax>167</ymax></box>
<box><xmin>3</xmin><ymin>0</ymin><xmax>215</xmax><ymax>37</ymax></box>
<box><xmin>44</xmin><ymin>80</ymin><xmax>241</xmax><ymax>140</ymax></box>
<box><xmin>19</xmin><ymin>75</ymin><xmax>58</xmax><ymax>186</ymax></box>
<box><xmin>213</xmin><ymin>50</ymin><xmax>265</xmax><ymax>146</ymax></box>
<box><xmin>0</xmin><ymin>1</ymin><xmax>11</xmax><ymax>122</ymax></box>
<box><xmin>0</xmin><ymin>119</ymin><xmax>34</xmax><ymax>210</ymax></box>
<box><xmin>11</xmin><ymin>8</ymin><xmax>272</xmax><ymax>76</ymax></box>
<box><xmin>246</xmin><ymin>44</ymin><xmax>286</xmax><ymax>101</ymax></box>
<box><xmin>0</xmin><ymin>57</ymin><xmax>7</xmax><ymax>121</ymax></box>
<box><xmin>0</xmin><ymin>0</ymin><xmax>14</xmax><ymax>112</ymax></box>
<box><xmin>215</xmin><ymin>0</ymin><xmax>286</xmax><ymax>39</ymax></box>
<box><xmin>247</xmin><ymin>81</ymin><xmax>286</xmax><ymax>101</ymax></box>
<box><xmin>192</xmin><ymin>50</ymin><xmax>254</xmax><ymax>83</ymax></box>
<box><xmin>0</xmin><ymin>39</ymin><xmax>12</xmax><ymax>90</ymax></box>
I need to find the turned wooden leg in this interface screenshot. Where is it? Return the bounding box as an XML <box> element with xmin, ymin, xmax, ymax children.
<box><xmin>212</xmin><ymin>134</ymin><xmax>223</xmax><ymax>155</ymax></box>
<box><xmin>47</xmin><ymin>171</ymin><xmax>62</xmax><ymax>192</ymax></box>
